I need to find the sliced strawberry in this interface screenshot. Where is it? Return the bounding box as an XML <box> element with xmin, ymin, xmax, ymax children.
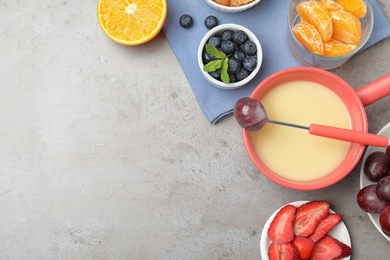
<box><xmin>294</xmin><ymin>201</ymin><xmax>330</xmax><ymax>237</ymax></box>
<box><xmin>311</xmin><ymin>235</ymin><xmax>343</xmax><ymax>260</ymax></box>
<box><xmin>268</xmin><ymin>242</ymin><xmax>299</xmax><ymax>260</ymax></box>
<box><xmin>333</xmin><ymin>237</ymin><xmax>352</xmax><ymax>259</ymax></box>
<box><xmin>292</xmin><ymin>236</ymin><xmax>315</xmax><ymax>260</ymax></box>
<box><xmin>292</xmin><ymin>236</ymin><xmax>314</xmax><ymax>260</ymax></box>
<box><xmin>268</xmin><ymin>204</ymin><xmax>297</xmax><ymax>243</ymax></box>
<box><xmin>308</xmin><ymin>213</ymin><xmax>342</xmax><ymax>242</ymax></box>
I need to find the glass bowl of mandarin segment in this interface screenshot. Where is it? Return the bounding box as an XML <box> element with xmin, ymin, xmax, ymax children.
<box><xmin>287</xmin><ymin>0</ymin><xmax>374</xmax><ymax>69</ymax></box>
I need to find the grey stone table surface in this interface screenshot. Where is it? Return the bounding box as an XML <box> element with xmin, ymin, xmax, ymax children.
<box><xmin>0</xmin><ymin>1</ymin><xmax>389</xmax><ymax>259</ymax></box>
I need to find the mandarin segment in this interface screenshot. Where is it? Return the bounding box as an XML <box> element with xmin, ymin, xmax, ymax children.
<box><xmin>330</xmin><ymin>9</ymin><xmax>362</xmax><ymax>45</ymax></box>
<box><xmin>292</xmin><ymin>21</ymin><xmax>324</xmax><ymax>55</ymax></box>
<box><xmin>293</xmin><ymin>0</ymin><xmax>365</xmax><ymax>57</ymax></box>
<box><xmin>296</xmin><ymin>0</ymin><xmax>333</xmax><ymax>42</ymax></box>
<box><xmin>97</xmin><ymin>0</ymin><xmax>167</xmax><ymax>45</ymax></box>
<box><xmin>323</xmin><ymin>38</ymin><xmax>357</xmax><ymax>56</ymax></box>
<box><xmin>319</xmin><ymin>0</ymin><xmax>343</xmax><ymax>12</ymax></box>
<box><xmin>336</xmin><ymin>0</ymin><xmax>367</xmax><ymax>18</ymax></box>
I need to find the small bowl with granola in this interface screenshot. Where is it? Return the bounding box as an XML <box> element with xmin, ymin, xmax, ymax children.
<box><xmin>203</xmin><ymin>0</ymin><xmax>261</xmax><ymax>13</ymax></box>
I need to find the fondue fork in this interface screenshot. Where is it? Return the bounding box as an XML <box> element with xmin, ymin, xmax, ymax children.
<box><xmin>234</xmin><ymin>97</ymin><xmax>389</xmax><ymax>148</ymax></box>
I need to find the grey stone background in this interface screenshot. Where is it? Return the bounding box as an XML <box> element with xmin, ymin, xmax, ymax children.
<box><xmin>0</xmin><ymin>0</ymin><xmax>389</xmax><ymax>259</ymax></box>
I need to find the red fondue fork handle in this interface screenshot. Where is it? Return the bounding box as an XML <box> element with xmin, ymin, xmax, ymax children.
<box><xmin>309</xmin><ymin>124</ymin><xmax>389</xmax><ymax>147</ymax></box>
<box><xmin>267</xmin><ymin>120</ymin><xmax>389</xmax><ymax>147</ymax></box>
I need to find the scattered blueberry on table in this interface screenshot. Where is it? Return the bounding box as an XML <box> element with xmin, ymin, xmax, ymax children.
<box><xmin>179</xmin><ymin>14</ymin><xmax>193</xmax><ymax>28</ymax></box>
<box><xmin>204</xmin><ymin>15</ymin><xmax>219</xmax><ymax>29</ymax></box>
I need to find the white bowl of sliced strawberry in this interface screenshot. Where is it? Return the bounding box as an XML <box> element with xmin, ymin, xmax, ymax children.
<box><xmin>260</xmin><ymin>201</ymin><xmax>352</xmax><ymax>260</ymax></box>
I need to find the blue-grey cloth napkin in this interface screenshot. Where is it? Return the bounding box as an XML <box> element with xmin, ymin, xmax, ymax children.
<box><xmin>162</xmin><ymin>0</ymin><xmax>390</xmax><ymax>124</ymax></box>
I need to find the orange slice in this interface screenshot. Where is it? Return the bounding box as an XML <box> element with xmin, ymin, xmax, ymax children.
<box><xmin>336</xmin><ymin>0</ymin><xmax>367</xmax><ymax>18</ymax></box>
<box><xmin>292</xmin><ymin>21</ymin><xmax>324</xmax><ymax>55</ymax></box>
<box><xmin>319</xmin><ymin>0</ymin><xmax>342</xmax><ymax>12</ymax></box>
<box><xmin>296</xmin><ymin>0</ymin><xmax>333</xmax><ymax>42</ymax></box>
<box><xmin>330</xmin><ymin>9</ymin><xmax>362</xmax><ymax>45</ymax></box>
<box><xmin>323</xmin><ymin>38</ymin><xmax>357</xmax><ymax>56</ymax></box>
<box><xmin>97</xmin><ymin>0</ymin><xmax>168</xmax><ymax>46</ymax></box>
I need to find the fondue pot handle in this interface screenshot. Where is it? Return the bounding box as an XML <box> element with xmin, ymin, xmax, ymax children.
<box><xmin>309</xmin><ymin>124</ymin><xmax>389</xmax><ymax>147</ymax></box>
<box><xmin>355</xmin><ymin>73</ymin><xmax>390</xmax><ymax>107</ymax></box>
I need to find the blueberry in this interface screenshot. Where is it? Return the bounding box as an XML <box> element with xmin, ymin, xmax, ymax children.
<box><xmin>228</xmin><ymin>58</ymin><xmax>241</xmax><ymax>74</ymax></box>
<box><xmin>246</xmin><ymin>54</ymin><xmax>257</xmax><ymax>59</ymax></box>
<box><xmin>203</xmin><ymin>50</ymin><xmax>217</xmax><ymax>63</ymax></box>
<box><xmin>221</xmin><ymin>30</ymin><xmax>234</xmax><ymax>41</ymax></box>
<box><xmin>209</xmin><ymin>69</ymin><xmax>221</xmax><ymax>79</ymax></box>
<box><xmin>179</xmin><ymin>14</ymin><xmax>193</xmax><ymax>28</ymax></box>
<box><xmin>242</xmin><ymin>56</ymin><xmax>257</xmax><ymax>71</ymax></box>
<box><xmin>234</xmin><ymin>42</ymin><xmax>240</xmax><ymax>51</ymax></box>
<box><xmin>233</xmin><ymin>50</ymin><xmax>246</xmax><ymax>62</ymax></box>
<box><xmin>207</xmin><ymin>36</ymin><xmax>222</xmax><ymax>48</ymax></box>
<box><xmin>235</xmin><ymin>68</ymin><xmax>250</xmax><ymax>81</ymax></box>
<box><xmin>220</xmin><ymin>40</ymin><xmax>235</xmax><ymax>55</ymax></box>
<box><xmin>241</xmin><ymin>40</ymin><xmax>257</xmax><ymax>55</ymax></box>
<box><xmin>229</xmin><ymin>73</ymin><xmax>236</xmax><ymax>83</ymax></box>
<box><xmin>232</xmin><ymin>30</ymin><xmax>248</xmax><ymax>45</ymax></box>
<box><xmin>204</xmin><ymin>15</ymin><xmax>218</xmax><ymax>29</ymax></box>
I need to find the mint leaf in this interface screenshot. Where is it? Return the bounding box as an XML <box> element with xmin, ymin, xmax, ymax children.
<box><xmin>221</xmin><ymin>58</ymin><xmax>230</xmax><ymax>83</ymax></box>
<box><xmin>203</xmin><ymin>59</ymin><xmax>223</xmax><ymax>72</ymax></box>
<box><xmin>205</xmin><ymin>44</ymin><xmax>226</xmax><ymax>59</ymax></box>
<box><xmin>202</xmin><ymin>44</ymin><xmax>230</xmax><ymax>83</ymax></box>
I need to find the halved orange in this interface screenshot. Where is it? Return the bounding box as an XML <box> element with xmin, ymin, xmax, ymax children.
<box><xmin>97</xmin><ymin>0</ymin><xmax>168</xmax><ymax>46</ymax></box>
<box><xmin>296</xmin><ymin>0</ymin><xmax>333</xmax><ymax>42</ymax></box>
<box><xmin>330</xmin><ymin>9</ymin><xmax>362</xmax><ymax>45</ymax></box>
<box><xmin>292</xmin><ymin>21</ymin><xmax>324</xmax><ymax>55</ymax></box>
<box><xmin>336</xmin><ymin>0</ymin><xmax>367</xmax><ymax>18</ymax></box>
<box><xmin>323</xmin><ymin>38</ymin><xmax>357</xmax><ymax>56</ymax></box>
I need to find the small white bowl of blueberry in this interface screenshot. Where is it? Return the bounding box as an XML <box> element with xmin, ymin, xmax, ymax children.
<box><xmin>198</xmin><ymin>23</ymin><xmax>263</xmax><ymax>90</ymax></box>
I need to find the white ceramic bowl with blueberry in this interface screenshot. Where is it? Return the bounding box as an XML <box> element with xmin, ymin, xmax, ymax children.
<box><xmin>198</xmin><ymin>23</ymin><xmax>263</xmax><ymax>90</ymax></box>
<box><xmin>203</xmin><ymin>0</ymin><xmax>261</xmax><ymax>14</ymax></box>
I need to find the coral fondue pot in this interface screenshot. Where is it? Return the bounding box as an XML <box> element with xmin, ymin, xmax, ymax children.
<box><xmin>243</xmin><ymin>67</ymin><xmax>390</xmax><ymax>190</ymax></box>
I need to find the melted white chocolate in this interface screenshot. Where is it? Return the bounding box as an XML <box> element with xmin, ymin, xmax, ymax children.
<box><xmin>252</xmin><ymin>81</ymin><xmax>351</xmax><ymax>181</ymax></box>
